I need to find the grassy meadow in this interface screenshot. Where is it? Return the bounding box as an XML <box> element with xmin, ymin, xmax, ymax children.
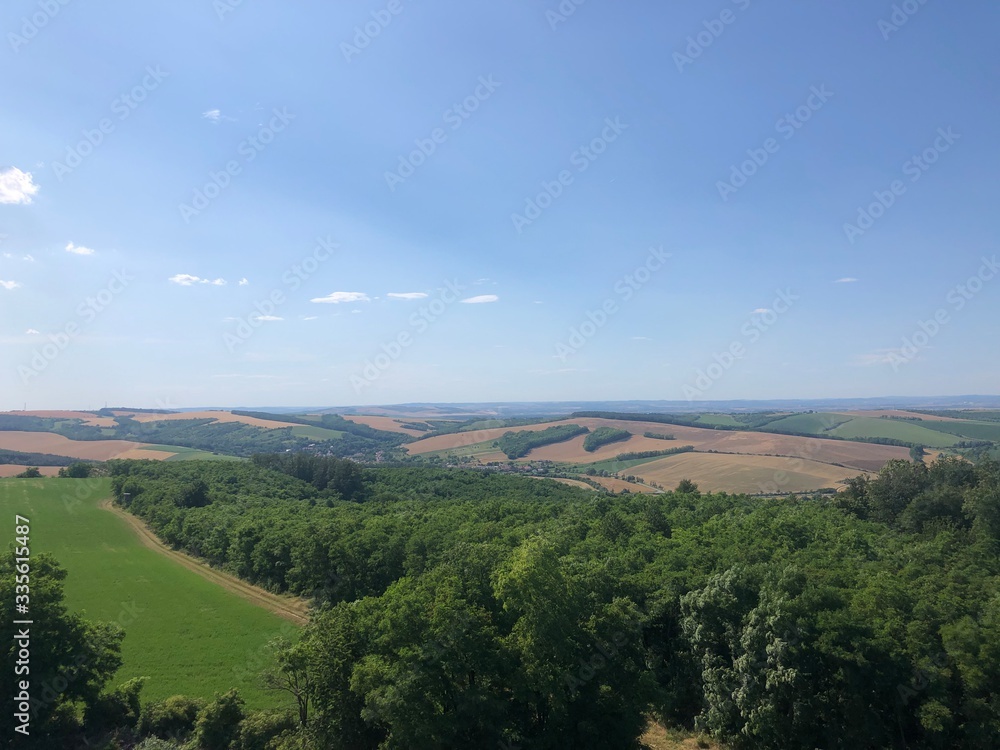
<box><xmin>0</xmin><ymin>477</ymin><xmax>297</xmax><ymax>709</ymax></box>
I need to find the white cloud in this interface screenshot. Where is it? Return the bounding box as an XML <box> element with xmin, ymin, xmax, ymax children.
<box><xmin>387</xmin><ymin>292</ymin><xmax>428</xmax><ymax>300</ymax></box>
<box><xmin>631</xmin><ymin>336</ymin><xmax>651</xmax><ymax>341</ymax></box>
<box><xmin>853</xmin><ymin>349</ymin><xmax>918</xmax><ymax>367</ymax></box>
<box><xmin>238</xmin><ymin>278</ymin><xmax>249</xmax><ymax>286</ymax></box>
<box><xmin>0</xmin><ymin>280</ymin><xmax>21</xmax><ymax>290</ymax></box>
<box><xmin>65</xmin><ymin>242</ymin><xmax>95</xmax><ymax>256</ymax></box>
<box><xmin>0</xmin><ymin>167</ymin><xmax>39</xmax><ymax>205</ymax></box>
<box><xmin>25</xmin><ymin>329</ymin><xmax>39</xmax><ymax>335</ymax></box>
<box><xmin>302</xmin><ymin>316</ymin><xmax>318</xmax><ymax>321</ymax></box>
<box><xmin>202</xmin><ymin>108</ymin><xmax>236</xmax><ymax>124</ymax></box>
<box><xmin>461</xmin><ymin>294</ymin><xmax>499</xmax><ymax>304</ymax></box>
<box><xmin>168</xmin><ymin>274</ymin><xmax>227</xmax><ymax>286</ymax></box>
<box><xmin>22</xmin><ymin>254</ymin><xmax>34</xmax><ymax>262</ymax></box>
<box><xmin>311</xmin><ymin>291</ymin><xmax>370</xmax><ymax>304</ymax></box>
<box><xmin>751</xmin><ymin>308</ymin><xmax>770</xmax><ymax>314</ymax></box>
<box><xmin>252</xmin><ymin>315</ymin><xmax>283</xmax><ymax>322</ymax></box>
<box><xmin>833</xmin><ymin>277</ymin><xmax>859</xmax><ymax>283</ymax></box>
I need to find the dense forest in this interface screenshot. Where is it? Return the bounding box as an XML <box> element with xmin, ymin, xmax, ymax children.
<box><xmin>27</xmin><ymin>452</ymin><xmax>989</xmax><ymax>748</ymax></box>
<box><xmin>495</xmin><ymin>425</ymin><xmax>590</xmax><ymax>459</ymax></box>
<box><xmin>582</xmin><ymin>426</ymin><xmax>632</xmax><ymax>452</ymax></box>
<box><xmin>0</xmin><ymin>449</ymin><xmax>80</xmax><ymax>467</ymax></box>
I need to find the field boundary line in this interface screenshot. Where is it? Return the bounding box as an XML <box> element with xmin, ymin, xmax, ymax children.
<box><xmin>99</xmin><ymin>498</ymin><xmax>309</xmax><ymax>625</ymax></box>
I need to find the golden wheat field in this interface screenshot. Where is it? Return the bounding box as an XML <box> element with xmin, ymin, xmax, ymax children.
<box><xmin>629</xmin><ymin>452</ymin><xmax>866</xmax><ymax>494</ymax></box>
<box><xmin>0</xmin><ymin>432</ymin><xmax>153</xmax><ymax>461</ymax></box>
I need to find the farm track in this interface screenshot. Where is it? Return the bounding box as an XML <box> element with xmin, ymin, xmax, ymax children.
<box><xmin>99</xmin><ymin>498</ymin><xmax>310</xmax><ymax>625</ymax></box>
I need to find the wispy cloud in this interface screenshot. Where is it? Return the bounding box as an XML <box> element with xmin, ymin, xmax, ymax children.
<box><xmin>631</xmin><ymin>336</ymin><xmax>651</xmax><ymax>340</ymax></box>
<box><xmin>25</xmin><ymin>329</ymin><xmax>40</xmax><ymax>335</ymax></box>
<box><xmin>853</xmin><ymin>349</ymin><xmax>918</xmax><ymax>366</ymax></box>
<box><xmin>65</xmin><ymin>241</ymin><xmax>95</xmax><ymax>256</ymax></box>
<box><xmin>168</xmin><ymin>274</ymin><xmax>226</xmax><ymax>286</ymax></box>
<box><xmin>202</xmin><ymin>108</ymin><xmax>236</xmax><ymax>124</ymax></box>
<box><xmin>302</xmin><ymin>316</ymin><xmax>318</xmax><ymax>321</ymax></box>
<box><xmin>252</xmin><ymin>315</ymin><xmax>283</xmax><ymax>322</ymax></box>
<box><xmin>833</xmin><ymin>277</ymin><xmax>859</xmax><ymax>283</ymax></box>
<box><xmin>0</xmin><ymin>280</ymin><xmax>21</xmax><ymax>290</ymax></box>
<box><xmin>238</xmin><ymin>278</ymin><xmax>249</xmax><ymax>286</ymax></box>
<box><xmin>0</xmin><ymin>167</ymin><xmax>39</xmax><ymax>205</ymax></box>
<box><xmin>751</xmin><ymin>308</ymin><xmax>770</xmax><ymax>314</ymax></box>
<box><xmin>387</xmin><ymin>292</ymin><xmax>428</xmax><ymax>300</ymax></box>
<box><xmin>461</xmin><ymin>294</ymin><xmax>499</xmax><ymax>304</ymax></box>
<box><xmin>311</xmin><ymin>291</ymin><xmax>370</xmax><ymax>304</ymax></box>
<box><xmin>22</xmin><ymin>254</ymin><xmax>34</xmax><ymax>262</ymax></box>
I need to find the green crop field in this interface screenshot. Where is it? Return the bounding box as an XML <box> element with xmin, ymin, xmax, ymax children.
<box><xmin>829</xmin><ymin>417</ymin><xmax>961</xmax><ymax>448</ymax></box>
<box><xmin>762</xmin><ymin>413</ymin><xmax>851</xmax><ymax>434</ymax></box>
<box><xmin>0</xmin><ymin>478</ymin><xmax>297</xmax><ymax>709</ymax></box>
<box><xmin>289</xmin><ymin>424</ymin><xmax>346</xmax><ymax>440</ymax></box>
<box><xmin>693</xmin><ymin>414</ymin><xmax>741</xmax><ymax>427</ymax></box>
<box><xmin>137</xmin><ymin>445</ymin><xmax>245</xmax><ymax>461</ymax></box>
<box><xmin>918</xmin><ymin>420</ymin><xmax>1000</xmax><ymax>442</ymax></box>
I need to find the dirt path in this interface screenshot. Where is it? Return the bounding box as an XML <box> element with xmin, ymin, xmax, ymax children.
<box><xmin>99</xmin><ymin>499</ymin><xmax>310</xmax><ymax>625</ymax></box>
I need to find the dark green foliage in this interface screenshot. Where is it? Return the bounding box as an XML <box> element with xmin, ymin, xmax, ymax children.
<box><xmin>571</xmin><ymin>411</ymin><xmax>708</xmax><ymax>428</ymax></box>
<box><xmin>58</xmin><ymin>461</ymin><xmax>96</xmax><ymax>477</ymax></box>
<box><xmin>234</xmin><ymin>411</ymin><xmax>411</xmax><ymax>446</ymax></box>
<box><xmin>0</xmin><ymin>449</ymin><xmax>79</xmax><ymax>467</ymax></box>
<box><xmin>98</xmin><ymin>455</ymin><xmax>1000</xmax><ymax>749</ymax></box>
<box><xmin>582</xmin><ymin>426</ymin><xmax>632</xmax><ymax>452</ymax></box>
<box><xmin>137</xmin><ymin>695</ymin><xmax>204</xmax><ymax>740</ymax></box>
<box><xmin>251</xmin><ymin>454</ymin><xmax>365</xmax><ymax>501</ymax></box>
<box><xmin>0</xmin><ymin>552</ymin><xmax>125</xmax><ymax>746</ymax></box>
<box><xmin>615</xmin><ymin>445</ymin><xmax>694</xmax><ymax>461</ymax></box>
<box><xmin>495</xmin><ymin>424</ymin><xmax>589</xmax><ymax>459</ymax></box>
<box><xmin>193</xmin><ymin>689</ymin><xmax>246</xmax><ymax>750</ymax></box>
<box><xmin>643</xmin><ymin>431</ymin><xmax>676</xmax><ymax>440</ymax></box>
<box><xmin>14</xmin><ymin>466</ymin><xmax>42</xmax><ymax>477</ymax></box>
<box><xmin>85</xmin><ymin>677</ymin><xmax>146</xmax><ymax>733</ymax></box>
<box><xmin>236</xmin><ymin>710</ymin><xmax>298</xmax><ymax>750</ymax></box>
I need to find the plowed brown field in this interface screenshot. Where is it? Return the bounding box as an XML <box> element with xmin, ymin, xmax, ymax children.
<box><xmin>0</xmin><ymin>466</ymin><xmax>61</xmax><ymax>477</ymax></box>
<box><xmin>340</xmin><ymin>415</ymin><xmax>430</xmax><ymax>435</ymax></box>
<box><xmin>11</xmin><ymin>410</ymin><xmax>116</xmax><ymax>427</ymax></box>
<box><xmin>123</xmin><ymin>410</ymin><xmax>295</xmax><ymax>429</ymax></box>
<box><xmin>630</xmin><ymin>452</ymin><xmax>864</xmax><ymax>494</ymax></box>
<box><xmin>407</xmin><ymin>417</ymin><xmax>909</xmax><ymax>471</ymax></box>
<box><xmin>0</xmin><ymin>432</ymin><xmax>149</xmax><ymax>460</ymax></box>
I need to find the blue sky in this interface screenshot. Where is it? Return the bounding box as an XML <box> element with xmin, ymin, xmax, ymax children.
<box><xmin>1</xmin><ymin>1</ymin><xmax>998</xmax><ymax>410</ymax></box>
